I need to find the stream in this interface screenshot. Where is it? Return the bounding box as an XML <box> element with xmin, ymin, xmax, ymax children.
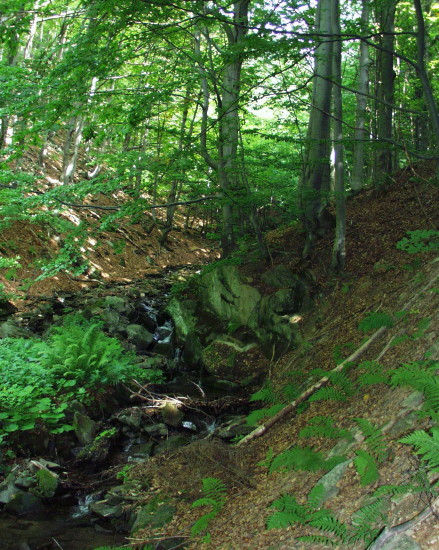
<box><xmin>0</xmin><ymin>276</ymin><xmax>250</xmax><ymax>550</ymax></box>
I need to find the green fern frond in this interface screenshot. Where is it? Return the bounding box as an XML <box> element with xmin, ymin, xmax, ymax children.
<box><xmin>309</xmin><ymin>386</ymin><xmax>348</xmax><ymax>402</ymax></box>
<box><xmin>267</xmin><ymin>494</ymin><xmax>308</xmax><ymax>530</ymax></box>
<box><xmin>355</xmin><ymin>418</ymin><xmax>387</xmax><ymax>462</ymax></box>
<box><xmin>299</xmin><ymin>416</ymin><xmax>353</xmax><ymax>441</ymax></box>
<box><xmin>249</xmin><ymin>380</ymin><xmax>279</xmax><ymax>404</ymax></box>
<box><xmin>246</xmin><ymin>403</ymin><xmax>284</xmax><ymax>427</ymax></box>
<box><xmin>374</xmin><ymin>483</ymin><xmax>424</xmax><ymax>498</ymax></box>
<box><xmin>282</xmin><ymin>383</ymin><xmax>301</xmax><ymax>402</ymax></box>
<box><xmin>257</xmin><ymin>447</ymin><xmax>274</xmax><ymax>469</ymax></box>
<box><xmin>191</xmin><ymin>477</ymin><xmax>227</xmax><ymax>537</ymax></box>
<box><xmin>307</xmin><ymin>484</ymin><xmax>326</xmax><ymax>509</ymax></box>
<box><xmin>358</xmin><ymin>312</ymin><xmax>394</xmax><ymax>333</ymax></box>
<box><xmin>354</xmin><ymin>450</ymin><xmax>379</xmax><ymax>486</ymax></box>
<box><xmin>357</xmin><ymin>372</ymin><xmax>389</xmax><ymax>387</ymax></box>
<box><xmin>400</xmin><ymin>427</ymin><xmax>439</xmax><ymax>472</ymax></box>
<box><xmin>269</xmin><ymin>446</ymin><xmax>346</xmax><ymax>474</ymax></box>
<box><xmin>348</xmin><ymin>498</ymin><xmax>388</xmax><ymax>545</ymax></box>
<box><xmin>308</xmin><ymin>512</ymin><xmax>348</xmax><ymax>540</ymax></box>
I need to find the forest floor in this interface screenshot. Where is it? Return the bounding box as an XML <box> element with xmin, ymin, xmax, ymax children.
<box><xmin>1</xmin><ymin>157</ymin><xmax>438</xmax><ymax>550</ymax></box>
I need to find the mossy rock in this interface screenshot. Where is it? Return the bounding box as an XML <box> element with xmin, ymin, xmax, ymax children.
<box><xmin>131</xmin><ymin>500</ymin><xmax>176</xmax><ymax>532</ymax></box>
<box><xmin>34</xmin><ymin>468</ymin><xmax>58</xmax><ymax>497</ymax></box>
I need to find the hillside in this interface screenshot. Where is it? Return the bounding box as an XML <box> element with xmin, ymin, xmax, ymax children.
<box><xmin>0</xmin><ymin>159</ymin><xmax>438</xmax><ymax>550</ymax></box>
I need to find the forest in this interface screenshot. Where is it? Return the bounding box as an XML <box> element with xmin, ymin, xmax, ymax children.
<box><xmin>0</xmin><ymin>1</ymin><xmax>438</xmax><ymax>549</ymax></box>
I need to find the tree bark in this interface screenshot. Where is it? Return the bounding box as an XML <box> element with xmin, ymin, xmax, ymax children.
<box><xmin>330</xmin><ymin>0</ymin><xmax>346</xmax><ymax>271</ymax></box>
<box><xmin>298</xmin><ymin>0</ymin><xmax>334</xmax><ymax>257</ymax></box>
<box><xmin>351</xmin><ymin>0</ymin><xmax>371</xmax><ymax>192</ymax></box>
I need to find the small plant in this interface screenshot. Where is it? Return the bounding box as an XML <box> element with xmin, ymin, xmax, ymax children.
<box><xmin>268</xmin><ymin>445</ymin><xmax>346</xmax><ymax>474</ymax></box>
<box><xmin>191</xmin><ymin>477</ymin><xmax>227</xmax><ymax>541</ymax></box>
<box><xmin>353</xmin><ymin>419</ymin><xmax>387</xmax><ymax>486</ymax></box>
<box><xmin>308</xmin><ymin>368</ymin><xmax>356</xmax><ymax>403</ymax></box>
<box><xmin>396</xmin><ymin>230</ymin><xmax>439</xmax><ymax>254</ymax></box>
<box><xmin>358</xmin><ymin>311</ymin><xmax>394</xmax><ymax>333</ymax></box>
<box><xmin>299</xmin><ymin>416</ymin><xmax>353</xmax><ymax>441</ymax></box>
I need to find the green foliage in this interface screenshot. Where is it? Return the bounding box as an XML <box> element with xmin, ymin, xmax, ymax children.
<box><xmin>354</xmin><ymin>418</ymin><xmax>387</xmax><ymax>462</ymax></box>
<box><xmin>268</xmin><ymin>485</ymin><xmax>387</xmax><ymax>547</ymax></box>
<box><xmin>249</xmin><ymin>380</ymin><xmax>279</xmax><ymax>405</ymax></box>
<box><xmin>400</xmin><ymin>428</ymin><xmax>439</xmax><ymax>474</ymax></box>
<box><xmin>358</xmin><ymin>312</ymin><xmax>394</xmax><ymax>333</ymax></box>
<box><xmin>246</xmin><ymin>404</ymin><xmax>285</xmax><ymax>427</ymax></box>
<box><xmin>268</xmin><ymin>445</ymin><xmax>346</xmax><ymax>474</ymax></box>
<box><xmin>308</xmin><ymin>369</ymin><xmax>356</xmax><ymax>403</ymax></box>
<box><xmin>0</xmin><ymin>315</ymin><xmax>163</xmax><ymax>445</ymax></box>
<box><xmin>356</xmin><ymin>360</ymin><xmax>390</xmax><ymax>388</ymax></box>
<box><xmin>390</xmin><ymin>360</ymin><xmax>439</xmax><ymax>420</ymax></box>
<box><xmin>396</xmin><ymin>230</ymin><xmax>439</xmax><ymax>254</ymax></box>
<box><xmin>299</xmin><ymin>416</ymin><xmax>353</xmax><ymax>441</ymax></box>
<box><xmin>191</xmin><ymin>477</ymin><xmax>227</xmax><ymax>538</ymax></box>
<box><xmin>354</xmin><ymin>450</ymin><xmax>379</xmax><ymax>486</ymax></box>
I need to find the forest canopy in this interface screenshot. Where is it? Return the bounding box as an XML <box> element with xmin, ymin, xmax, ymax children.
<box><xmin>0</xmin><ymin>0</ymin><xmax>438</xmax><ymax>272</ymax></box>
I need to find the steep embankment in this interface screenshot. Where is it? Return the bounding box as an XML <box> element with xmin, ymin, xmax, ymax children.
<box><xmin>127</xmin><ymin>163</ymin><xmax>439</xmax><ymax>549</ymax></box>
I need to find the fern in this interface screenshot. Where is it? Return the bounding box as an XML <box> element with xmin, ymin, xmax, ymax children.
<box><xmin>396</xmin><ymin>229</ymin><xmax>439</xmax><ymax>254</ymax></box>
<box><xmin>347</xmin><ymin>498</ymin><xmax>388</xmax><ymax>545</ymax></box>
<box><xmin>356</xmin><ymin>360</ymin><xmax>389</xmax><ymax>387</ymax></box>
<box><xmin>354</xmin><ymin>450</ymin><xmax>379</xmax><ymax>486</ymax></box>
<box><xmin>249</xmin><ymin>380</ymin><xmax>279</xmax><ymax>404</ymax></box>
<box><xmin>374</xmin><ymin>483</ymin><xmax>425</xmax><ymax>498</ymax></box>
<box><xmin>299</xmin><ymin>416</ymin><xmax>353</xmax><ymax>441</ymax></box>
<box><xmin>400</xmin><ymin>428</ymin><xmax>439</xmax><ymax>473</ymax></box>
<box><xmin>358</xmin><ymin>312</ymin><xmax>394</xmax><ymax>333</ymax></box>
<box><xmin>355</xmin><ymin>418</ymin><xmax>387</xmax><ymax>462</ymax></box>
<box><xmin>390</xmin><ymin>360</ymin><xmax>439</xmax><ymax>420</ymax></box>
<box><xmin>269</xmin><ymin>445</ymin><xmax>346</xmax><ymax>474</ymax></box>
<box><xmin>246</xmin><ymin>403</ymin><xmax>284</xmax><ymax>427</ymax></box>
<box><xmin>191</xmin><ymin>477</ymin><xmax>227</xmax><ymax>537</ymax></box>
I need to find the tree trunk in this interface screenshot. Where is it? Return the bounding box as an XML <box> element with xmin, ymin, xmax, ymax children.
<box><xmin>298</xmin><ymin>0</ymin><xmax>334</xmax><ymax>256</ymax></box>
<box><xmin>375</xmin><ymin>0</ymin><xmax>397</xmax><ymax>183</ymax></box>
<box><xmin>413</xmin><ymin>0</ymin><xmax>439</xmax><ymax>152</ymax></box>
<box><xmin>351</xmin><ymin>0</ymin><xmax>371</xmax><ymax>192</ymax></box>
<box><xmin>330</xmin><ymin>0</ymin><xmax>346</xmax><ymax>271</ymax></box>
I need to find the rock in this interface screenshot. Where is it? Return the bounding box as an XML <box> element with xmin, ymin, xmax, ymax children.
<box><xmin>374</xmin><ymin>535</ymin><xmax>421</xmax><ymax>550</ymax></box>
<box><xmin>131</xmin><ymin>502</ymin><xmax>176</xmax><ymax>532</ymax></box>
<box><xmin>126</xmin><ymin>324</ymin><xmax>154</xmax><ymax>348</ymax></box>
<box><xmin>129</xmin><ymin>442</ymin><xmax>155</xmax><ymax>459</ymax></box>
<box><xmin>166</xmin><ymin>298</ymin><xmax>197</xmax><ymax>341</ymax></box>
<box><xmin>261</xmin><ymin>265</ymin><xmax>298</xmax><ymax>288</ymax></box>
<box><xmin>214</xmin><ymin>416</ymin><xmax>253</xmax><ymax>440</ymax></box>
<box><xmin>0</xmin><ymin>476</ymin><xmax>22</xmax><ymax>504</ymax></box>
<box><xmin>90</xmin><ymin>497</ymin><xmax>124</xmax><ymax>519</ymax></box>
<box><xmin>316</xmin><ymin>460</ymin><xmax>351</xmax><ymax>503</ymax></box>
<box><xmin>14</xmin><ymin>473</ymin><xmax>36</xmax><ymax>489</ymax></box>
<box><xmin>0</xmin><ymin>300</ymin><xmax>17</xmax><ymax>320</ymax></box>
<box><xmin>101</xmin><ymin>309</ymin><xmax>125</xmax><ymax>334</ymax></box>
<box><xmin>133</xmin><ymin>303</ymin><xmax>157</xmax><ymax>332</ymax></box>
<box><xmin>73</xmin><ymin>412</ymin><xmax>97</xmax><ymax>445</ymax></box>
<box><xmin>0</xmin><ymin>319</ymin><xmax>31</xmax><ymax>339</ymax></box>
<box><xmin>4</xmin><ymin>491</ymin><xmax>45</xmax><ymax>516</ymax></box>
<box><xmin>154</xmin><ymin>435</ymin><xmax>190</xmax><ymax>455</ymax></box>
<box><xmin>104</xmin><ymin>295</ymin><xmax>131</xmax><ymax>314</ymax></box>
<box><xmin>115</xmin><ymin>408</ymin><xmax>145</xmax><ymax>430</ymax></box>
<box><xmin>153</xmin><ymin>336</ymin><xmax>174</xmax><ymax>358</ymax></box>
<box><xmin>161</xmin><ymin>402</ymin><xmax>184</xmax><ymax>428</ymax></box>
<box><xmin>143</xmin><ymin>423</ymin><xmax>169</xmax><ymax>437</ymax></box>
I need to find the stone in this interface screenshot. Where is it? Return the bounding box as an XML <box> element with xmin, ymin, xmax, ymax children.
<box><xmin>126</xmin><ymin>324</ymin><xmax>154</xmax><ymax>348</ymax></box>
<box><xmin>131</xmin><ymin>502</ymin><xmax>176</xmax><ymax>532</ymax></box>
<box><xmin>166</xmin><ymin>298</ymin><xmax>197</xmax><ymax>341</ymax></box>
<box><xmin>0</xmin><ymin>319</ymin><xmax>31</xmax><ymax>339</ymax></box>
<box><xmin>115</xmin><ymin>408</ymin><xmax>144</xmax><ymax>430</ymax></box>
<box><xmin>261</xmin><ymin>265</ymin><xmax>298</xmax><ymax>288</ymax></box>
<box><xmin>90</xmin><ymin>498</ymin><xmax>124</xmax><ymax>519</ymax></box>
<box><xmin>4</xmin><ymin>491</ymin><xmax>45</xmax><ymax>516</ymax></box>
<box><xmin>129</xmin><ymin>442</ymin><xmax>155</xmax><ymax>459</ymax></box>
<box><xmin>73</xmin><ymin>412</ymin><xmax>97</xmax><ymax>445</ymax></box>
<box><xmin>143</xmin><ymin>423</ymin><xmax>169</xmax><ymax>437</ymax></box>
<box><xmin>374</xmin><ymin>535</ymin><xmax>421</xmax><ymax>550</ymax></box>
<box><xmin>214</xmin><ymin>416</ymin><xmax>254</xmax><ymax>440</ymax></box>
<box><xmin>104</xmin><ymin>295</ymin><xmax>131</xmax><ymax>313</ymax></box>
<box><xmin>34</xmin><ymin>468</ymin><xmax>59</xmax><ymax>498</ymax></box>
<box><xmin>316</xmin><ymin>460</ymin><xmax>351</xmax><ymax>503</ymax></box>
<box><xmin>153</xmin><ymin>435</ymin><xmax>190</xmax><ymax>455</ymax></box>
<box><xmin>0</xmin><ymin>477</ymin><xmax>22</xmax><ymax>504</ymax></box>
<box><xmin>161</xmin><ymin>402</ymin><xmax>184</xmax><ymax>428</ymax></box>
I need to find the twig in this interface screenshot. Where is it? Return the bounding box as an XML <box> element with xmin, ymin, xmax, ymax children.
<box><xmin>51</xmin><ymin>539</ymin><xmax>64</xmax><ymax>550</ymax></box>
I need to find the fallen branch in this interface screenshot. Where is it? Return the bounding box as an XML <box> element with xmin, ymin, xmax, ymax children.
<box><xmin>237</xmin><ymin>269</ymin><xmax>438</xmax><ymax>446</ymax></box>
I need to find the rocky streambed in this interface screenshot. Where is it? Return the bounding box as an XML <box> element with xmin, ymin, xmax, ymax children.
<box><xmin>0</xmin><ymin>273</ymin><xmax>258</xmax><ymax>550</ymax></box>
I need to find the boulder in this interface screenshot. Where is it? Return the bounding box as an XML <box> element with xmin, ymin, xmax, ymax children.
<box><xmin>126</xmin><ymin>324</ymin><xmax>154</xmax><ymax>348</ymax></box>
<box><xmin>73</xmin><ymin>412</ymin><xmax>97</xmax><ymax>445</ymax></box>
<box><xmin>153</xmin><ymin>435</ymin><xmax>190</xmax><ymax>455</ymax></box>
<box><xmin>4</xmin><ymin>491</ymin><xmax>45</xmax><ymax>516</ymax></box>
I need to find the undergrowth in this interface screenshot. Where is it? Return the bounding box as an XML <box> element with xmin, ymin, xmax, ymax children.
<box><xmin>0</xmin><ymin>314</ymin><xmax>163</xmax><ymax>445</ymax></box>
